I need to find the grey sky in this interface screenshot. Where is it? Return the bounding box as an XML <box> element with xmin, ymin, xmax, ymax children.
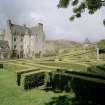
<box><xmin>0</xmin><ymin>0</ymin><xmax>105</xmax><ymax>42</ymax></box>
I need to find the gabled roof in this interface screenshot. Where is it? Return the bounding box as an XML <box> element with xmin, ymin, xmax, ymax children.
<box><xmin>10</xmin><ymin>23</ymin><xmax>34</xmax><ymax>35</ymax></box>
<box><xmin>8</xmin><ymin>21</ymin><xmax>43</xmax><ymax>36</ymax></box>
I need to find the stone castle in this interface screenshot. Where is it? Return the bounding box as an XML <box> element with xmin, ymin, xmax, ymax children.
<box><xmin>0</xmin><ymin>20</ymin><xmax>45</xmax><ymax>59</ymax></box>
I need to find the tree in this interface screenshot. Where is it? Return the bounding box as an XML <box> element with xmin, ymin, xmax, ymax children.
<box><xmin>58</xmin><ymin>0</ymin><xmax>105</xmax><ymax>25</ymax></box>
<box><xmin>97</xmin><ymin>39</ymin><xmax>105</xmax><ymax>49</ymax></box>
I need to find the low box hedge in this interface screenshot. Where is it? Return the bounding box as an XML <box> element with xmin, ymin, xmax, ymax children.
<box><xmin>21</xmin><ymin>70</ymin><xmax>47</xmax><ymax>90</ymax></box>
<box><xmin>0</xmin><ymin>64</ymin><xmax>3</xmax><ymax>69</ymax></box>
<box><xmin>49</xmin><ymin>72</ymin><xmax>72</xmax><ymax>92</ymax></box>
<box><xmin>16</xmin><ymin>68</ymin><xmax>40</xmax><ymax>86</ymax></box>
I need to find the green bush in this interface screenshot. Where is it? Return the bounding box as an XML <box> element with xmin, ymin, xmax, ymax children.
<box><xmin>97</xmin><ymin>39</ymin><xmax>105</xmax><ymax>49</ymax></box>
<box><xmin>16</xmin><ymin>68</ymin><xmax>40</xmax><ymax>86</ymax></box>
<box><xmin>44</xmin><ymin>72</ymin><xmax>51</xmax><ymax>86</ymax></box>
<box><xmin>45</xmin><ymin>71</ymin><xmax>72</xmax><ymax>92</ymax></box>
<box><xmin>38</xmin><ymin>62</ymin><xmax>87</xmax><ymax>70</ymax></box>
<box><xmin>22</xmin><ymin>71</ymin><xmax>45</xmax><ymax>90</ymax></box>
<box><xmin>0</xmin><ymin>64</ymin><xmax>3</xmax><ymax>69</ymax></box>
<box><xmin>71</xmin><ymin>78</ymin><xmax>105</xmax><ymax>102</ymax></box>
<box><xmin>87</xmin><ymin>64</ymin><xmax>105</xmax><ymax>76</ymax></box>
<box><xmin>18</xmin><ymin>69</ymin><xmax>72</xmax><ymax>91</ymax></box>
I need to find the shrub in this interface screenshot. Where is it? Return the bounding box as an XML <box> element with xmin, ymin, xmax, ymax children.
<box><xmin>87</xmin><ymin>65</ymin><xmax>105</xmax><ymax>76</ymax></box>
<box><xmin>22</xmin><ymin>71</ymin><xmax>45</xmax><ymax>90</ymax></box>
<box><xmin>16</xmin><ymin>68</ymin><xmax>40</xmax><ymax>86</ymax></box>
<box><xmin>45</xmin><ymin>71</ymin><xmax>72</xmax><ymax>92</ymax></box>
<box><xmin>21</xmin><ymin>69</ymin><xmax>73</xmax><ymax>91</ymax></box>
<box><xmin>0</xmin><ymin>64</ymin><xmax>3</xmax><ymax>69</ymax></box>
<box><xmin>44</xmin><ymin>72</ymin><xmax>51</xmax><ymax>86</ymax></box>
<box><xmin>71</xmin><ymin>78</ymin><xmax>105</xmax><ymax>102</ymax></box>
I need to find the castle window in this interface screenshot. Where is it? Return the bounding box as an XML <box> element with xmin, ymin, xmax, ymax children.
<box><xmin>14</xmin><ymin>45</ymin><xmax>16</xmax><ymax>49</ymax></box>
<box><xmin>21</xmin><ymin>37</ymin><xmax>23</xmax><ymax>41</ymax></box>
<box><xmin>13</xmin><ymin>31</ymin><xmax>16</xmax><ymax>35</ymax></box>
<box><xmin>14</xmin><ymin>37</ymin><xmax>16</xmax><ymax>42</ymax></box>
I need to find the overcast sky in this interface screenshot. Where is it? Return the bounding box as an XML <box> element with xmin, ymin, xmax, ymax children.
<box><xmin>0</xmin><ymin>0</ymin><xmax>105</xmax><ymax>42</ymax></box>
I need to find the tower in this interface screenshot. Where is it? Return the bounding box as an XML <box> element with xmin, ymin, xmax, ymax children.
<box><xmin>4</xmin><ymin>20</ymin><xmax>12</xmax><ymax>50</ymax></box>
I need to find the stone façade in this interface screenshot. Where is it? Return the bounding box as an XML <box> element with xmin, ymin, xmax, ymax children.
<box><xmin>4</xmin><ymin>20</ymin><xmax>45</xmax><ymax>58</ymax></box>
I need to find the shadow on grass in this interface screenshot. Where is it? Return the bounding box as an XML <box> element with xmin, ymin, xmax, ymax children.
<box><xmin>44</xmin><ymin>95</ymin><xmax>98</xmax><ymax>105</ymax></box>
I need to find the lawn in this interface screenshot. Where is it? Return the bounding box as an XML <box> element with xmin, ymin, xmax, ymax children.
<box><xmin>0</xmin><ymin>63</ymin><xmax>75</xmax><ymax>105</ymax></box>
<box><xmin>0</xmin><ymin>46</ymin><xmax>105</xmax><ymax>105</ymax></box>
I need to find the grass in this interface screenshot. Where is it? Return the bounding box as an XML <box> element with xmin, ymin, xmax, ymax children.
<box><xmin>37</xmin><ymin>62</ymin><xmax>87</xmax><ymax>71</ymax></box>
<box><xmin>0</xmin><ymin>46</ymin><xmax>105</xmax><ymax>105</ymax></box>
<box><xmin>0</xmin><ymin>62</ymin><xmax>75</xmax><ymax>105</ymax></box>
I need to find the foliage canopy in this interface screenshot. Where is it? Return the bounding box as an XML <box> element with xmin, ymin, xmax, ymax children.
<box><xmin>58</xmin><ymin>0</ymin><xmax>105</xmax><ymax>25</ymax></box>
<box><xmin>98</xmin><ymin>39</ymin><xmax>105</xmax><ymax>49</ymax></box>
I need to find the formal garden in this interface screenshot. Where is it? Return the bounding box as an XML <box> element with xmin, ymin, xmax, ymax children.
<box><xmin>0</xmin><ymin>46</ymin><xmax>105</xmax><ymax>105</ymax></box>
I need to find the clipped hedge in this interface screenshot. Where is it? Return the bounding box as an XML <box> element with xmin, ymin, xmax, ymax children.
<box><xmin>44</xmin><ymin>72</ymin><xmax>51</xmax><ymax>86</ymax></box>
<box><xmin>71</xmin><ymin>78</ymin><xmax>105</xmax><ymax>103</ymax></box>
<box><xmin>87</xmin><ymin>65</ymin><xmax>105</xmax><ymax>76</ymax></box>
<box><xmin>18</xmin><ymin>69</ymin><xmax>74</xmax><ymax>91</ymax></box>
<box><xmin>44</xmin><ymin>71</ymin><xmax>72</xmax><ymax>92</ymax></box>
<box><xmin>21</xmin><ymin>71</ymin><xmax>46</xmax><ymax>90</ymax></box>
<box><xmin>0</xmin><ymin>64</ymin><xmax>3</xmax><ymax>69</ymax></box>
<box><xmin>16</xmin><ymin>68</ymin><xmax>40</xmax><ymax>86</ymax></box>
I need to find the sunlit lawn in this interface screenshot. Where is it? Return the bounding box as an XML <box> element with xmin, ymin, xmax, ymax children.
<box><xmin>0</xmin><ymin>63</ymin><xmax>75</xmax><ymax>105</ymax></box>
<box><xmin>0</xmin><ymin>49</ymin><xmax>105</xmax><ymax>105</ymax></box>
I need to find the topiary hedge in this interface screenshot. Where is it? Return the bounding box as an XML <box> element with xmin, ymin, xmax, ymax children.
<box><xmin>0</xmin><ymin>64</ymin><xmax>3</xmax><ymax>69</ymax></box>
<box><xmin>16</xmin><ymin>68</ymin><xmax>40</xmax><ymax>86</ymax></box>
<box><xmin>18</xmin><ymin>69</ymin><xmax>73</xmax><ymax>91</ymax></box>
<box><xmin>71</xmin><ymin>77</ymin><xmax>105</xmax><ymax>103</ymax></box>
<box><xmin>44</xmin><ymin>70</ymin><xmax>72</xmax><ymax>92</ymax></box>
<box><xmin>21</xmin><ymin>71</ymin><xmax>45</xmax><ymax>90</ymax></box>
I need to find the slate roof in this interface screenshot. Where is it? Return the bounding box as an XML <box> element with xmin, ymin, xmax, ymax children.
<box><xmin>7</xmin><ymin>21</ymin><xmax>43</xmax><ymax>38</ymax></box>
<box><xmin>10</xmin><ymin>24</ymin><xmax>33</xmax><ymax>35</ymax></box>
<box><xmin>10</xmin><ymin>24</ymin><xmax>27</xmax><ymax>35</ymax></box>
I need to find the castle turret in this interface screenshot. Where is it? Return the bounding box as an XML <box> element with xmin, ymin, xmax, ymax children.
<box><xmin>4</xmin><ymin>20</ymin><xmax>12</xmax><ymax>50</ymax></box>
<box><xmin>38</xmin><ymin>23</ymin><xmax>43</xmax><ymax>30</ymax></box>
<box><xmin>7</xmin><ymin>20</ymin><xmax>11</xmax><ymax>25</ymax></box>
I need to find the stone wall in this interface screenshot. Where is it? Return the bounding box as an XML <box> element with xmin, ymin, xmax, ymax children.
<box><xmin>4</xmin><ymin>20</ymin><xmax>45</xmax><ymax>58</ymax></box>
